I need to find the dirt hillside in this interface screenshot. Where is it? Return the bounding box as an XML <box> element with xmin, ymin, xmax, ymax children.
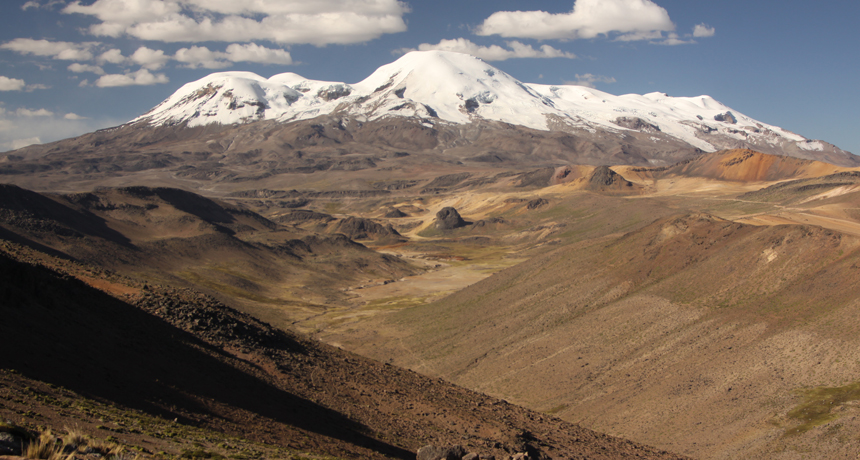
<box><xmin>0</xmin><ymin>239</ymin><xmax>688</xmax><ymax>460</ymax></box>
<box><xmin>330</xmin><ymin>213</ymin><xmax>860</xmax><ymax>459</ymax></box>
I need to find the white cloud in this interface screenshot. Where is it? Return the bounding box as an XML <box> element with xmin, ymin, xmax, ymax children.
<box><xmin>0</xmin><ymin>76</ymin><xmax>26</xmax><ymax>91</ymax></box>
<box><xmin>693</xmin><ymin>23</ymin><xmax>716</xmax><ymax>38</ymax></box>
<box><xmin>68</xmin><ymin>63</ymin><xmax>106</xmax><ymax>75</ymax></box>
<box><xmin>20</xmin><ymin>0</ymin><xmax>65</xmax><ymax>10</ymax></box>
<box><xmin>175</xmin><ymin>44</ymin><xmax>293</xmax><ymax>68</ymax></box>
<box><xmin>476</xmin><ymin>0</ymin><xmax>675</xmax><ymax>41</ymax></box>
<box><xmin>25</xmin><ymin>84</ymin><xmax>50</xmax><ymax>91</ymax></box>
<box><xmin>0</xmin><ymin>109</ymin><xmax>124</xmax><ymax>152</ymax></box>
<box><xmin>174</xmin><ymin>46</ymin><xmax>231</xmax><ymax>69</ymax></box>
<box><xmin>98</xmin><ymin>48</ymin><xmax>126</xmax><ymax>64</ymax></box>
<box><xmin>64</xmin><ymin>0</ymin><xmax>183</xmax><ymax>31</ymax></box>
<box><xmin>655</xmin><ymin>33</ymin><xmax>695</xmax><ymax>46</ymax></box>
<box><xmin>11</xmin><ymin>137</ymin><xmax>42</xmax><ymax>149</ymax></box>
<box><xmin>181</xmin><ymin>0</ymin><xmax>407</xmax><ymax>16</ymax></box>
<box><xmin>224</xmin><ymin>43</ymin><xmax>292</xmax><ymax>65</ymax></box>
<box><xmin>130</xmin><ymin>46</ymin><xmax>170</xmax><ymax>70</ymax></box>
<box><xmin>1</xmin><ymin>38</ymin><xmax>99</xmax><ymax>60</ymax></box>
<box><xmin>565</xmin><ymin>73</ymin><xmax>616</xmax><ymax>88</ymax></box>
<box><xmin>400</xmin><ymin>38</ymin><xmax>575</xmax><ymax>61</ymax></box>
<box><xmin>63</xmin><ymin>0</ymin><xmax>409</xmax><ymax>45</ymax></box>
<box><xmin>94</xmin><ymin>69</ymin><xmax>169</xmax><ymax>87</ymax></box>
<box><xmin>17</xmin><ymin>108</ymin><xmax>54</xmax><ymax>117</ymax></box>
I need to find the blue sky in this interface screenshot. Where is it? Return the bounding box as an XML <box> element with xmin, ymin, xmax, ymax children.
<box><xmin>1</xmin><ymin>0</ymin><xmax>858</xmax><ymax>156</ymax></box>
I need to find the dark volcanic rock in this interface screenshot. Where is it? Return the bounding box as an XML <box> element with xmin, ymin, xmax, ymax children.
<box><xmin>614</xmin><ymin>117</ymin><xmax>661</xmax><ymax>132</ymax></box>
<box><xmin>435</xmin><ymin>207</ymin><xmax>467</xmax><ymax>230</ymax></box>
<box><xmin>334</xmin><ymin>216</ymin><xmax>403</xmax><ymax>241</ymax></box>
<box><xmin>417</xmin><ymin>444</ymin><xmax>466</xmax><ymax>460</ymax></box>
<box><xmin>384</xmin><ymin>207</ymin><xmax>407</xmax><ymax>218</ymax></box>
<box><xmin>714</xmin><ymin>111</ymin><xmax>737</xmax><ymax>124</ymax></box>
<box><xmin>588</xmin><ymin>166</ymin><xmax>633</xmax><ymax>189</ymax></box>
<box><xmin>526</xmin><ymin>198</ymin><xmax>549</xmax><ymax>210</ymax></box>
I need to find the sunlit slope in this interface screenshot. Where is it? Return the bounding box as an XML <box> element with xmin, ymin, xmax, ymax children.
<box><xmin>618</xmin><ymin>149</ymin><xmax>847</xmax><ymax>184</ymax></box>
<box><xmin>353</xmin><ymin>213</ymin><xmax>860</xmax><ymax>459</ymax></box>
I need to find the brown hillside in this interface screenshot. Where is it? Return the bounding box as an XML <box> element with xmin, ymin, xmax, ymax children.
<box><xmin>334</xmin><ymin>213</ymin><xmax>860</xmax><ymax>459</ymax></box>
<box><xmin>619</xmin><ymin>149</ymin><xmax>847</xmax><ymax>183</ymax></box>
<box><xmin>0</xmin><ymin>184</ymin><xmax>417</xmax><ymax>329</ymax></box>
<box><xmin>0</xmin><ymin>240</ymin><xmax>689</xmax><ymax>460</ymax></box>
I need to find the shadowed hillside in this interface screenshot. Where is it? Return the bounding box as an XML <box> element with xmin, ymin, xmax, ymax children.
<box><xmin>0</xmin><ymin>240</ymin><xmax>689</xmax><ymax>460</ymax></box>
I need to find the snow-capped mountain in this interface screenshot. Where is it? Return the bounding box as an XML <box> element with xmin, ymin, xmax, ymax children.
<box><xmin>134</xmin><ymin>50</ymin><xmax>846</xmax><ymax>160</ymax></box>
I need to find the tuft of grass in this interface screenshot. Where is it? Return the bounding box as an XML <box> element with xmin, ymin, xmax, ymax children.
<box><xmin>23</xmin><ymin>429</ymin><xmax>73</xmax><ymax>460</ymax></box>
<box><xmin>785</xmin><ymin>381</ymin><xmax>860</xmax><ymax>436</ymax></box>
<box><xmin>62</xmin><ymin>426</ymin><xmax>88</xmax><ymax>451</ymax></box>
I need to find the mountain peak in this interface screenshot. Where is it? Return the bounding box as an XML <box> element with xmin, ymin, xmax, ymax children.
<box><xmin>130</xmin><ymin>50</ymin><xmax>852</xmax><ymax>162</ymax></box>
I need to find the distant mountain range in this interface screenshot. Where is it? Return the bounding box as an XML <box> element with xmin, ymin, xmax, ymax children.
<box><xmin>134</xmin><ymin>50</ymin><xmax>854</xmax><ymax>164</ymax></box>
<box><xmin>1</xmin><ymin>51</ymin><xmax>856</xmax><ymax>193</ymax></box>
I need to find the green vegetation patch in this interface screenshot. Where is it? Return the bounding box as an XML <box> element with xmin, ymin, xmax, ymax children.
<box><xmin>785</xmin><ymin>381</ymin><xmax>860</xmax><ymax>436</ymax></box>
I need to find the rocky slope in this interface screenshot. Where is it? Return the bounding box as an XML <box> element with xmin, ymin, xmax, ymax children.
<box><xmin>330</xmin><ymin>213</ymin><xmax>860</xmax><ymax>459</ymax></box>
<box><xmin>0</xmin><ymin>238</ymin><xmax>689</xmax><ymax>460</ymax></box>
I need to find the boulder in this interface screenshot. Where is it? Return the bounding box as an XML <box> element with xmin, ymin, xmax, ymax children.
<box><xmin>0</xmin><ymin>432</ymin><xmax>24</xmax><ymax>456</ymax></box>
<box><xmin>435</xmin><ymin>207</ymin><xmax>467</xmax><ymax>230</ymax></box>
<box><xmin>416</xmin><ymin>444</ymin><xmax>466</xmax><ymax>460</ymax></box>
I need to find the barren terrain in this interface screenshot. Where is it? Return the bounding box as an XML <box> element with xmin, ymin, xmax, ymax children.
<box><xmin>3</xmin><ymin>148</ymin><xmax>860</xmax><ymax>459</ymax></box>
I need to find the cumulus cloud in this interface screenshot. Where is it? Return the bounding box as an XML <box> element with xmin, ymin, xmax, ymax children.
<box><xmin>16</xmin><ymin>108</ymin><xmax>54</xmax><ymax>117</ymax></box>
<box><xmin>64</xmin><ymin>113</ymin><xmax>88</xmax><ymax>120</ymax></box>
<box><xmin>476</xmin><ymin>0</ymin><xmax>675</xmax><ymax>41</ymax></box>
<box><xmin>174</xmin><ymin>46</ymin><xmax>231</xmax><ymax>69</ymax></box>
<box><xmin>565</xmin><ymin>73</ymin><xmax>616</xmax><ymax>88</ymax></box>
<box><xmin>98</xmin><ymin>48</ymin><xmax>126</xmax><ymax>64</ymax></box>
<box><xmin>224</xmin><ymin>43</ymin><xmax>293</xmax><ymax>65</ymax></box>
<box><xmin>693</xmin><ymin>23</ymin><xmax>716</xmax><ymax>37</ymax></box>
<box><xmin>175</xmin><ymin>44</ymin><xmax>293</xmax><ymax>68</ymax></box>
<box><xmin>130</xmin><ymin>46</ymin><xmax>170</xmax><ymax>70</ymax></box>
<box><xmin>68</xmin><ymin>63</ymin><xmax>106</xmax><ymax>74</ymax></box>
<box><xmin>94</xmin><ymin>69</ymin><xmax>169</xmax><ymax>87</ymax></box>
<box><xmin>63</xmin><ymin>0</ymin><xmax>409</xmax><ymax>45</ymax></box>
<box><xmin>399</xmin><ymin>38</ymin><xmax>575</xmax><ymax>61</ymax></box>
<box><xmin>0</xmin><ymin>76</ymin><xmax>26</xmax><ymax>91</ymax></box>
<box><xmin>1</xmin><ymin>38</ymin><xmax>99</xmax><ymax>60</ymax></box>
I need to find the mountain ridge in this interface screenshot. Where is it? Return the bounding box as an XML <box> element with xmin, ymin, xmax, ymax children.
<box><xmin>131</xmin><ymin>50</ymin><xmax>854</xmax><ymax>164</ymax></box>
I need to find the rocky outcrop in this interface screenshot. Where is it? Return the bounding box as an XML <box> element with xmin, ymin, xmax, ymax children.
<box><xmin>714</xmin><ymin>111</ymin><xmax>737</xmax><ymax>124</ymax></box>
<box><xmin>587</xmin><ymin>166</ymin><xmax>634</xmax><ymax>190</ymax></box>
<box><xmin>614</xmin><ymin>116</ymin><xmax>661</xmax><ymax>132</ymax></box>
<box><xmin>526</xmin><ymin>198</ymin><xmax>548</xmax><ymax>210</ymax></box>
<box><xmin>435</xmin><ymin>207</ymin><xmax>467</xmax><ymax>230</ymax></box>
<box><xmin>384</xmin><ymin>207</ymin><xmax>408</xmax><ymax>218</ymax></box>
<box><xmin>334</xmin><ymin>216</ymin><xmax>404</xmax><ymax>241</ymax></box>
